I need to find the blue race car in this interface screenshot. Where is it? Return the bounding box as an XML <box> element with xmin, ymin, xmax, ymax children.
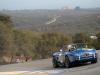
<box><xmin>52</xmin><ymin>43</ymin><xmax>98</xmax><ymax>68</ymax></box>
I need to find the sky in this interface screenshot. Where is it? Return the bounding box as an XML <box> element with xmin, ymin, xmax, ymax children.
<box><xmin>0</xmin><ymin>0</ymin><xmax>100</xmax><ymax>10</ymax></box>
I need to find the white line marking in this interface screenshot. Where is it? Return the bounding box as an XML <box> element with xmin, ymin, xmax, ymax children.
<box><xmin>0</xmin><ymin>69</ymin><xmax>71</xmax><ymax>74</ymax></box>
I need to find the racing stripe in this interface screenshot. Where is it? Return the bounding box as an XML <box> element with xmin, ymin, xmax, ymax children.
<box><xmin>0</xmin><ymin>69</ymin><xmax>71</xmax><ymax>75</ymax></box>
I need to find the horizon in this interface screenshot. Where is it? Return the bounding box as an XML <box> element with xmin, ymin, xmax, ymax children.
<box><xmin>0</xmin><ymin>0</ymin><xmax>100</xmax><ymax>10</ymax></box>
<box><xmin>1</xmin><ymin>7</ymin><xmax>100</xmax><ymax>11</ymax></box>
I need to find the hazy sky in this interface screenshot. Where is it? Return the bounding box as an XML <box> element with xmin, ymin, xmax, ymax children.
<box><xmin>0</xmin><ymin>0</ymin><xmax>100</xmax><ymax>10</ymax></box>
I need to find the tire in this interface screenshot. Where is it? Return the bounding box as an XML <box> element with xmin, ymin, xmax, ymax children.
<box><xmin>65</xmin><ymin>56</ymin><xmax>71</xmax><ymax>68</ymax></box>
<box><xmin>52</xmin><ymin>58</ymin><xmax>59</xmax><ymax>68</ymax></box>
<box><xmin>91</xmin><ymin>58</ymin><xmax>97</xmax><ymax>63</ymax></box>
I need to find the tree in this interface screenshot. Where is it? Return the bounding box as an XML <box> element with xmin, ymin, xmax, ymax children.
<box><xmin>35</xmin><ymin>32</ymin><xmax>72</xmax><ymax>59</ymax></box>
<box><xmin>0</xmin><ymin>14</ymin><xmax>14</xmax><ymax>28</ymax></box>
<box><xmin>0</xmin><ymin>21</ymin><xmax>16</xmax><ymax>63</ymax></box>
<box><xmin>96</xmin><ymin>32</ymin><xmax>100</xmax><ymax>41</ymax></box>
<box><xmin>75</xmin><ymin>6</ymin><xmax>81</xmax><ymax>10</ymax></box>
<box><xmin>73</xmin><ymin>32</ymin><xmax>91</xmax><ymax>44</ymax></box>
<box><xmin>94</xmin><ymin>32</ymin><xmax>100</xmax><ymax>50</ymax></box>
<box><xmin>14</xmin><ymin>30</ymin><xmax>34</xmax><ymax>62</ymax></box>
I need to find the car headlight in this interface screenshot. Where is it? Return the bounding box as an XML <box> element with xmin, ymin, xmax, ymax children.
<box><xmin>76</xmin><ymin>55</ymin><xmax>80</xmax><ymax>60</ymax></box>
<box><xmin>94</xmin><ymin>53</ymin><xmax>97</xmax><ymax>58</ymax></box>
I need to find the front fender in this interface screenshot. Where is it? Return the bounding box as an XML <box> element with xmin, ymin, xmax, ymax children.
<box><xmin>65</xmin><ymin>52</ymin><xmax>76</xmax><ymax>62</ymax></box>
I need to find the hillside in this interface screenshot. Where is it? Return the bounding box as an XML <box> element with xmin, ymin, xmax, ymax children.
<box><xmin>0</xmin><ymin>14</ymin><xmax>100</xmax><ymax>65</ymax></box>
<box><xmin>30</xmin><ymin>15</ymin><xmax>100</xmax><ymax>35</ymax></box>
<box><xmin>0</xmin><ymin>8</ymin><xmax>100</xmax><ymax>35</ymax></box>
<box><xmin>0</xmin><ymin>9</ymin><xmax>100</xmax><ymax>29</ymax></box>
<box><xmin>0</xmin><ymin>14</ymin><xmax>72</xmax><ymax>64</ymax></box>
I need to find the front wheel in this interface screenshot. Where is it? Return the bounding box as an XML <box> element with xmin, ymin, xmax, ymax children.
<box><xmin>65</xmin><ymin>56</ymin><xmax>71</xmax><ymax>68</ymax></box>
<box><xmin>91</xmin><ymin>58</ymin><xmax>97</xmax><ymax>63</ymax></box>
<box><xmin>52</xmin><ymin>58</ymin><xmax>59</xmax><ymax>68</ymax></box>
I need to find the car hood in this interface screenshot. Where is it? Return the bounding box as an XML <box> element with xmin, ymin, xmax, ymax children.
<box><xmin>73</xmin><ymin>48</ymin><xmax>95</xmax><ymax>55</ymax></box>
<box><xmin>53</xmin><ymin>52</ymin><xmax>61</xmax><ymax>56</ymax></box>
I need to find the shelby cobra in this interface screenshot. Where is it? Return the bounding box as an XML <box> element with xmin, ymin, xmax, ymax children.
<box><xmin>52</xmin><ymin>43</ymin><xmax>98</xmax><ymax>68</ymax></box>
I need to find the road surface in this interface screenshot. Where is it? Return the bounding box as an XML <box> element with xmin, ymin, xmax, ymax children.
<box><xmin>46</xmin><ymin>16</ymin><xmax>60</xmax><ymax>25</ymax></box>
<box><xmin>0</xmin><ymin>50</ymin><xmax>100</xmax><ymax>75</ymax></box>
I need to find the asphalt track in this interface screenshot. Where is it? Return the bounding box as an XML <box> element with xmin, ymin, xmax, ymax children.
<box><xmin>0</xmin><ymin>50</ymin><xmax>100</xmax><ymax>75</ymax></box>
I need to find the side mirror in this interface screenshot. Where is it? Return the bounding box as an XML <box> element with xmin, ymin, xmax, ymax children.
<box><xmin>60</xmin><ymin>49</ymin><xmax>62</xmax><ymax>52</ymax></box>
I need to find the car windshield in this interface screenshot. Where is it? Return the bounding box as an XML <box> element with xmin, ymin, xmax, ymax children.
<box><xmin>62</xmin><ymin>43</ymin><xmax>87</xmax><ymax>52</ymax></box>
<box><xmin>76</xmin><ymin>43</ymin><xmax>87</xmax><ymax>48</ymax></box>
<box><xmin>62</xmin><ymin>44</ymin><xmax>76</xmax><ymax>51</ymax></box>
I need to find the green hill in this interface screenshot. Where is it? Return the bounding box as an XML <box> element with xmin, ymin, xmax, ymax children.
<box><xmin>1</xmin><ymin>9</ymin><xmax>98</xmax><ymax>35</ymax></box>
<box><xmin>32</xmin><ymin>16</ymin><xmax>100</xmax><ymax>35</ymax></box>
<box><xmin>0</xmin><ymin>13</ymin><xmax>100</xmax><ymax>65</ymax></box>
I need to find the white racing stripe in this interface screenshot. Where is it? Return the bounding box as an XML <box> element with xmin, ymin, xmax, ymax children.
<box><xmin>19</xmin><ymin>69</ymin><xmax>71</xmax><ymax>74</ymax></box>
<box><xmin>0</xmin><ymin>69</ymin><xmax>71</xmax><ymax>74</ymax></box>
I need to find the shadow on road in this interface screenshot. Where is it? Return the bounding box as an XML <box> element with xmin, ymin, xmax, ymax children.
<box><xmin>54</xmin><ymin>62</ymin><xmax>92</xmax><ymax>69</ymax></box>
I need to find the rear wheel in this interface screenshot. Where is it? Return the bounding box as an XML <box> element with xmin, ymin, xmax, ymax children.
<box><xmin>52</xmin><ymin>58</ymin><xmax>59</xmax><ymax>68</ymax></box>
<box><xmin>91</xmin><ymin>58</ymin><xmax>97</xmax><ymax>63</ymax></box>
<box><xmin>65</xmin><ymin>56</ymin><xmax>71</xmax><ymax>68</ymax></box>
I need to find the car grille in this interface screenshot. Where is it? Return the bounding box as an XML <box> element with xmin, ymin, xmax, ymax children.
<box><xmin>80</xmin><ymin>54</ymin><xmax>94</xmax><ymax>60</ymax></box>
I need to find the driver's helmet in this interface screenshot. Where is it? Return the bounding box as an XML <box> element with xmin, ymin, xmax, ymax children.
<box><xmin>67</xmin><ymin>45</ymin><xmax>72</xmax><ymax>50</ymax></box>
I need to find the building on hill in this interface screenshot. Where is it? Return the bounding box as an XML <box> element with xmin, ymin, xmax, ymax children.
<box><xmin>61</xmin><ymin>6</ymin><xmax>70</xmax><ymax>10</ymax></box>
<box><xmin>90</xmin><ymin>36</ymin><xmax>97</xmax><ymax>39</ymax></box>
